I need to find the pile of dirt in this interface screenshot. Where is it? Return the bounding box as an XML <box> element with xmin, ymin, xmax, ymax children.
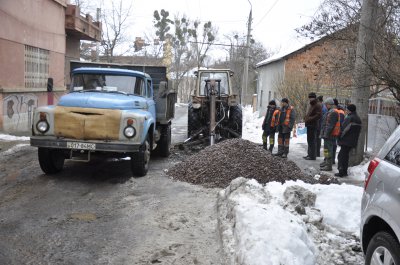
<box><xmin>167</xmin><ymin>138</ymin><xmax>317</xmax><ymax>188</ymax></box>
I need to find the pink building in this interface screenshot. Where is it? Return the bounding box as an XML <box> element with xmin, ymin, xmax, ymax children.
<box><xmin>0</xmin><ymin>0</ymin><xmax>101</xmax><ymax>132</ymax></box>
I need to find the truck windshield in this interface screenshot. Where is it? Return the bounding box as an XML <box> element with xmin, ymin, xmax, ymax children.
<box><xmin>200</xmin><ymin>72</ymin><xmax>229</xmax><ymax>96</ymax></box>
<box><xmin>71</xmin><ymin>74</ymin><xmax>145</xmax><ymax>96</ymax></box>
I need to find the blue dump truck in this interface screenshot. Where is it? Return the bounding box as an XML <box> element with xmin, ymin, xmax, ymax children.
<box><xmin>30</xmin><ymin>61</ymin><xmax>175</xmax><ymax>177</ymax></box>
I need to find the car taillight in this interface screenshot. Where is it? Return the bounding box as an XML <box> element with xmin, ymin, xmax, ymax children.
<box><xmin>365</xmin><ymin>158</ymin><xmax>381</xmax><ymax>190</ymax></box>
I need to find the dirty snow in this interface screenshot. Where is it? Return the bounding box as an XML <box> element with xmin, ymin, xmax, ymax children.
<box><xmin>218</xmin><ymin>178</ymin><xmax>364</xmax><ymax>265</ymax></box>
<box><xmin>1</xmin><ymin>144</ymin><xmax>30</xmax><ymax>156</ymax></box>
<box><xmin>0</xmin><ymin>134</ymin><xmax>30</xmax><ymax>141</ymax></box>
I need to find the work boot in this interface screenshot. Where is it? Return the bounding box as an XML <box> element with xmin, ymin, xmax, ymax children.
<box><xmin>320</xmin><ymin>161</ymin><xmax>326</xmax><ymax>167</ymax></box>
<box><xmin>268</xmin><ymin>145</ymin><xmax>274</xmax><ymax>153</ymax></box>
<box><xmin>320</xmin><ymin>159</ymin><xmax>333</xmax><ymax>171</ymax></box>
<box><xmin>273</xmin><ymin>145</ymin><xmax>284</xmax><ymax>157</ymax></box>
<box><xmin>281</xmin><ymin>146</ymin><xmax>289</xmax><ymax>158</ymax></box>
<box><xmin>263</xmin><ymin>143</ymin><xmax>268</xmax><ymax>151</ymax></box>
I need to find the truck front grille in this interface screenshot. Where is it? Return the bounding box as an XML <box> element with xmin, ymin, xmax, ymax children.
<box><xmin>54</xmin><ymin>107</ymin><xmax>121</xmax><ymax>140</ymax></box>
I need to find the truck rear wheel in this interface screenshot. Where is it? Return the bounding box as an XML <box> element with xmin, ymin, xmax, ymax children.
<box><xmin>188</xmin><ymin>103</ymin><xmax>202</xmax><ymax>138</ymax></box>
<box><xmin>228</xmin><ymin>106</ymin><xmax>242</xmax><ymax>137</ymax></box>
<box><xmin>131</xmin><ymin>136</ymin><xmax>150</xmax><ymax>177</ymax></box>
<box><xmin>38</xmin><ymin>148</ymin><xmax>65</xmax><ymax>174</ymax></box>
<box><xmin>154</xmin><ymin>124</ymin><xmax>171</xmax><ymax>157</ymax></box>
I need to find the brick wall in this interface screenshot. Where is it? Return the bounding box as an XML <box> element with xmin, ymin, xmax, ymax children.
<box><xmin>284</xmin><ymin>37</ymin><xmax>354</xmax><ymax>100</ymax></box>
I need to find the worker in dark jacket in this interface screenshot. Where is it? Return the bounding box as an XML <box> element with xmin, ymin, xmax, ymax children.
<box><xmin>303</xmin><ymin>92</ymin><xmax>322</xmax><ymax>160</ymax></box>
<box><xmin>336</xmin><ymin>104</ymin><xmax>362</xmax><ymax>177</ymax></box>
<box><xmin>274</xmin><ymin>98</ymin><xmax>296</xmax><ymax>158</ymax></box>
<box><xmin>262</xmin><ymin>100</ymin><xmax>280</xmax><ymax>152</ymax></box>
<box><xmin>320</xmin><ymin>97</ymin><xmax>340</xmax><ymax>171</ymax></box>
<box><xmin>317</xmin><ymin>96</ymin><xmax>327</xmax><ymax>157</ymax></box>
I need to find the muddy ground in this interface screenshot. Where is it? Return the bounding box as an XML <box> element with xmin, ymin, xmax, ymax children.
<box><xmin>0</xmin><ymin>105</ymin><xmax>223</xmax><ymax>265</ymax></box>
<box><xmin>0</xmin><ymin>144</ymin><xmax>222</xmax><ymax>265</ymax></box>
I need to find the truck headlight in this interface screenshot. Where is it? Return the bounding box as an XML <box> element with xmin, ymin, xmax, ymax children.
<box><xmin>124</xmin><ymin>126</ymin><xmax>136</xmax><ymax>138</ymax></box>
<box><xmin>36</xmin><ymin>121</ymin><xmax>49</xmax><ymax>133</ymax></box>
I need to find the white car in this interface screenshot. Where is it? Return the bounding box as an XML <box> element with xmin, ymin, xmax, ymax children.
<box><xmin>361</xmin><ymin>125</ymin><xmax>400</xmax><ymax>265</ymax></box>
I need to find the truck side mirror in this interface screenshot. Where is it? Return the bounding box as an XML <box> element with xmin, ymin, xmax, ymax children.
<box><xmin>47</xmin><ymin>77</ymin><xmax>53</xmax><ymax>92</ymax></box>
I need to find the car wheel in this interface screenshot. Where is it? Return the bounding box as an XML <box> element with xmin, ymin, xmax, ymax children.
<box><xmin>38</xmin><ymin>148</ymin><xmax>65</xmax><ymax>174</ymax></box>
<box><xmin>365</xmin><ymin>231</ymin><xmax>400</xmax><ymax>265</ymax></box>
<box><xmin>131</xmin><ymin>136</ymin><xmax>150</xmax><ymax>177</ymax></box>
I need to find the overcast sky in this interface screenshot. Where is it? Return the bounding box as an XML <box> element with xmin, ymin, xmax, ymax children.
<box><xmin>94</xmin><ymin>0</ymin><xmax>324</xmax><ymax>59</ymax></box>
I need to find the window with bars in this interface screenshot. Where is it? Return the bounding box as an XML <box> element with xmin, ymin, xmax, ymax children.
<box><xmin>24</xmin><ymin>45</ymin><xmax>49</xmax><ymax>88</ymax></box>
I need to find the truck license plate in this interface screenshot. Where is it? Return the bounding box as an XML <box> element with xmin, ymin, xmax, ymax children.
<box><xmin>67</xmin><ymin>142</ymin><xmax>96</xmax><ymax>150</ymax></box>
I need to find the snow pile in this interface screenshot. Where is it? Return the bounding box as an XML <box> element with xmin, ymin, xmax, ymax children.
<box><xmin>242</xmin><ymin>106</ymin><xmax>264</xmax><ymax>144</ymax></box>
<box><xmin>348</xmin><ymin>162</ymin><xmax>369</xmax><ymax>182</ymax></box>
<box><xmin>218</xmin><ymin>178</ymin><xmax>316</xmax><ymax>265</ymax></box>
<box><xmin>218</xmin><ymin>178</ymin><xmax>364</xmax><ymax>265</ymax></box>
<box><xmin>0</xmin><ymin>134</ymin><xmax>30</xmax><ymax>141</ymax></box>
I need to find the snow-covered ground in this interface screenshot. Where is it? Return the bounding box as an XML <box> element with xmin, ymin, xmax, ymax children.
<box><xmin>218</xmin><ymin>178</ymin><xmax>364</xmax><ymax>265</ymax></box>
<box><xmin>226</xmin><ymin>107</ymin><xmax>367</xmax><ymax>264</ymax></box>
<box><xmin>0</xmin><ymin>134</ymin><xmax>30</xmax><ymax>141</ymax></box>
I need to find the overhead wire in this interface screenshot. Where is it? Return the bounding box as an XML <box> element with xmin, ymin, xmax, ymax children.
<box><xmin>253</xmin><ymin>0</ymin><xmax>281</xmax><ymax>28</ymax></box>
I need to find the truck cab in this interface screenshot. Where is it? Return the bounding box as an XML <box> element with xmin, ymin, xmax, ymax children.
<box><xmin>31</xmin><ymin>66</ymin><xmax>175</xmax><ymax>177</ymax></box>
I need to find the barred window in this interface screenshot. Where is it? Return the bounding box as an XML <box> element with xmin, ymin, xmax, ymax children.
<box><xmin>24</xmin><ymin>45</ymin><xmax>49</xmax><ymax>88</ymax></box>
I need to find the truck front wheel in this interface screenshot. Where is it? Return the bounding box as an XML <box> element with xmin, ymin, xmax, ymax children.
<box><xmin>131</xmin><ymin>137</ymin><xmax>150</xmax><ymax>177</ymax></box>
<box><xmin>38</xmin><ymin>148</ymin><xmax>65</xmax><ymax>174</ymax></box>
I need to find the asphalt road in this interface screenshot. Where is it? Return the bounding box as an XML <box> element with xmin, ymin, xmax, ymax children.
<box><xmin>0</xmin><ymin>105</ymin><xmax>221</xmax><ymax>265</ymax></box>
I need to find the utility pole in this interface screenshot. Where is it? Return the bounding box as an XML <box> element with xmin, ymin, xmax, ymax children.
<box><xmin>242</xmin><ymin>1</ymin><xmax>252</xmax><ymax>106</ymax></box>
<box><xmin>350</xmin><ymin>0</ymin><xmax>378</xmax><ymax>165</ymax></box>
<box><xmin>96</xmin><ymin>8</ymin><xmax>101</xmax><ymax>62</ymax></box>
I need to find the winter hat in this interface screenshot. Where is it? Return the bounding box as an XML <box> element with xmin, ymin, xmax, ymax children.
<box><xmin>308</xmin><ymin>92</ymin><xmax>317</xmax><ymax>98</ymax></box>
<box><xmin>281</xmin><ymin>98</ymin><xmax>289</xmax><ymax>104</ymax></box>
<box><xmin>317</xmin><ymin>95</ymin><xmax>324</xmax><ymax>102</ymax></box>
<box><xmin>347</xmin><ymin>104</ymin><xmax>356</xmax><ymax>112</ymax></box>
<box><xmin>324</xmin><ymin>97</ymin><xmax>334</xmax><ymax>105</ymax></box>
<box><xmin>333</xmin><ymin>98</ymin><xmax>339</xmax><ymax>106</ymax></box>
<box><xmin>268</xmin><ymin>100</ymin><xmax>276</xmax><ymax>106</ymax></box>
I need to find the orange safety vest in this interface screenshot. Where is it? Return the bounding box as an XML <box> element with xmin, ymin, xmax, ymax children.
<box><xmin>270</xmin><ymin>109</ymin><xmax>280</xmax><ymax>127</ymax></box>
<box><xmin>283</xmin><ymin>106</ymin><xmax>293</xmax><ymax>126</ymax></box>
<box><xmin>331</xmin><ymin>109</ymin><xmax>342</xmax><ymax>137</ymax></box>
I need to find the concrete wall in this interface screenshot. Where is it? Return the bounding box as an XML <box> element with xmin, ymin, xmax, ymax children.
<box><xmin>256</xmin><ymin>60</ymin><xmax>284</xmax><ymax>115</ymax></box>
<box><xmin>368</xmin><ymin>114</ymin><xmax>398</xmax><ymax>152</ymax></box>
<box><xmin>0</xmin><ymin>0</ymin><xmax>67</xmax><ymax>132</ymax></box>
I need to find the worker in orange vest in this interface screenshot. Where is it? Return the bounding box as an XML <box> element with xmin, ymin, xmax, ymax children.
<box><xmin>262</xmin><ymin>100</ymin><xmax>280</xmax><ymax>152</ymax></box>
<box><xmin>273</xmin><ymin>98</ymin><xmax>296</xmax><ymax>158</ymax></box>
<box><xmin>332</xmin><ymin>98</ymin><xmax>345</xmax><ymax>164</ymax></box>
<box><xmin>320</xmin><ymin>97</ymin><xmax>340</xmax><ymax>171</ymax></box>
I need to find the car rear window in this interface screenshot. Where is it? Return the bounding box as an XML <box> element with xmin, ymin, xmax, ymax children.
<box><xmin>384</xmin><ymin>139</ymin><xmax>400</xmax><ymax>166</ymax></box>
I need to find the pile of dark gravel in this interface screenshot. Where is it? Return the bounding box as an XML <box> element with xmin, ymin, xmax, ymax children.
<box><xmin>167</xmin><ymin>138</ymin><xmax>317</xmax><ymax>188</ymax></box>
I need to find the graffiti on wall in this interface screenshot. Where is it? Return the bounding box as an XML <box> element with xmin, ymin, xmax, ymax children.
<box><xmin>2</xmin><ymin>94</ymin><xmax>38</xmax><ymax>132</ymax></box>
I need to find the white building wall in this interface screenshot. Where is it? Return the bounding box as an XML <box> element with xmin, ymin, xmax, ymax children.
<box><xmin>256</xmin><ymin>60</ymin><xmax>284</xmax><ymax>116</ymax></box>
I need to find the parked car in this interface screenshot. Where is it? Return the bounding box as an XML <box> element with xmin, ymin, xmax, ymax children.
<box><xmin>361</xmin><ymin>125</ymin><xmax>400</xmax><ymax>265</ymax></box>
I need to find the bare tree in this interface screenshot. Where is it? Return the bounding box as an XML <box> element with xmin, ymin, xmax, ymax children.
<box><xmin>101</xmin><ymin>0</ymin><xmax>133</xmax><ymax>62</ymax></box>
<box><xmin>274</xmin><ymin>73</ymin><xmax>315</xmax><ymax>122</ymax></box>
<box><xmin>189</xmin><ymin>21</ymin><xmax>217</xmax><ymax>69</ymax></box>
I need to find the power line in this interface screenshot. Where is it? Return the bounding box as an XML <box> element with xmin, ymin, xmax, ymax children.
<box><xmin>188</xmin><ymin>41</ymin><xmax>247</xmax><ymax>48</ymax></box>
<box><xmin>254</xmin><ymin>0</ymin><xmax>281</xmax><ymax>28</ymax></box>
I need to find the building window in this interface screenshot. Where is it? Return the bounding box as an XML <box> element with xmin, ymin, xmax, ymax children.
<box><xmin>24</xmin><ymin>45</ymin><xmax>49</xmax><ymax>88</ymax></box>
<box><xmin>260</xmin><ymin>90</ymin><xmax>263</xmax><ymax>107</ymax></box>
